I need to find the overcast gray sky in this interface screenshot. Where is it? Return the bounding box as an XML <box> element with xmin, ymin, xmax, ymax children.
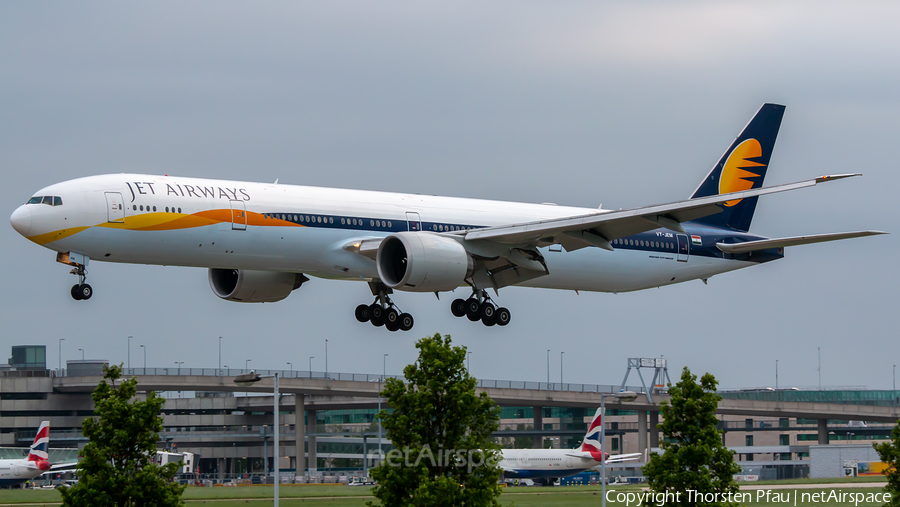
<box><xmin>1</xmin><ymin>2</ymin><xmax>897</xmax><ymax>390</ymax></box>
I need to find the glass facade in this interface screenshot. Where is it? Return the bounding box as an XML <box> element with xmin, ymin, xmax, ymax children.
<box><xmin>9</xmin><ymin>345</ymin><xmax>46</xmax><ymax>370</ymax></box>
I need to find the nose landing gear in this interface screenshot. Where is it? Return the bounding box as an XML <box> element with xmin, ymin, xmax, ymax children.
<box><xmin>69</xmin><ymin>265</ymin><xmax>92</xmax><ymax>301</ymax></box>
<box><xmin>451</xmin><ymin>291</ymin><xmax>510</xmax><ymax>327</ymax></box>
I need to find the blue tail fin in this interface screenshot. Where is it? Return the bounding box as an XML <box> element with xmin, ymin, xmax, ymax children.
<box><xmin>690</xmin><ymin>103</ymin><xmax>785</xmax><ymax>232</ymax></box>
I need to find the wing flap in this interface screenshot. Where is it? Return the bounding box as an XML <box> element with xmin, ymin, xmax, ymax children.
<box><xmin>716</xmin><ymin>230</ymin><xmax>886</xmax><ymax>254</ymax></box>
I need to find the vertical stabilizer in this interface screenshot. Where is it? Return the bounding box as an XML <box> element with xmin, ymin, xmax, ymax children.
<box><xmin>28</xmin><ymin>421</ymin><xmax>50</xmax><ymax>463</ymax></box>
<box><xmin>690</xmin><ymin>103</ymin><xmax>785</xmax><ymax>232</ymax></box>
<box><xmin>580</xmin><ymin>408</ymin><xmax>605</xmax><ymax>461</ymax></box>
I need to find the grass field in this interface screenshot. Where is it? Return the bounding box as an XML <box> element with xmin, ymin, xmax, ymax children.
<box><xmin>0</xmin><ymin>482</ymin><xmax>890</xmax><ymax>506</ymax></box>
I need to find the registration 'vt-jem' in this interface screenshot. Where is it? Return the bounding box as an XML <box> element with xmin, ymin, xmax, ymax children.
<box><xmin>9</xmin><ymin>104</ymin><xmax>885</xmax><ymax>331</ymax></box>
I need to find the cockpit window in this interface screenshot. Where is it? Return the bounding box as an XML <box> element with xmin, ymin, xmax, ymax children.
<box><xmin>26</xmin><ymin>196</ymin><xmax>63</xmax><ymax>206</ymax></box>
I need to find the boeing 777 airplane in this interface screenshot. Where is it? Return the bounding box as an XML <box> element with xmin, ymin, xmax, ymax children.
<box><xmin>9</xmin><ymin>104</ymin><xmax>885</xmax><ymax>331</ymax></box>
<box><xmin>500</xmin><ymin>408</ymin><xmax>641</xmax><ymax>485</ymax></box>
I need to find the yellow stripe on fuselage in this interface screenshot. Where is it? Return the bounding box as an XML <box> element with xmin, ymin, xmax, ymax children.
<box><xmin>26</xmin><ymin>226</ymin><xmax>91</xmax><ymax>246</ymax></box>
<box><xmin>27</xmin><ymin>209</ymin><xmax>301</xmax><ymax>245</ymax></box>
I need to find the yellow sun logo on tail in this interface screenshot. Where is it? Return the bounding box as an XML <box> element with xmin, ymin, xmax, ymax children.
<box><xmin>719</xmin><ymin>138</ymin><xmax>766</xmax><ymax>207</ymax></box>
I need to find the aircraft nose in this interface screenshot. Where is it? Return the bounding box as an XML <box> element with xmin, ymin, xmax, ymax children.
<box><xmin>10</xmin><ymin>206</ymin><xmax>32</xmax><ymax>236</ymax></box>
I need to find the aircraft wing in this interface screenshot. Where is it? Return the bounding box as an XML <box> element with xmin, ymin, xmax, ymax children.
<box><xmin>715</xmin><ymin>230</ymin><xmax>886</xmax><ymax>254</ymax></box>
<box><xmin>463</xmin><ymin>174</ymin><xmax>860</xmax><ymax>249</ymax></box>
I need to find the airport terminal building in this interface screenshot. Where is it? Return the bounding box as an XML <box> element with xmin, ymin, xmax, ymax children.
<box><xmin>1</xmin><ymin>346</ymin><xmax>896</xmax><ymax>482</ymax></box>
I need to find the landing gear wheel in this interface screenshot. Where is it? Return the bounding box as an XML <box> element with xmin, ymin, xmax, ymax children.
<box><xmin>385</xmin><ymin>308</ymin><xmax>399</xmax><ymax>327</ymax></box>
<box><xmin>465</xmin><ymin>298</ymin><xmax>481</xmax><ymax>321</ymax></box>
<box><xmin>482</xmin><ymin>312</ymin><xmax>496</xmax><ymax>326</ymax></box>
<box><xmin>495</xmin><ymin>307</ymin><xmax>511</xmax><ymax>326</ymax></box>
<box><xmin>480</xmin><ymin>303</ymin><xmax>495</xmax><ymax>322</ymax></box>
<box><xmin>355</xmin><ymin>304</ymin><xmax>370</xmax><ymax>323</ymax></box>
<box><xmin>399</xmin><ymin>313</ymin><xmax>414</xmax><ymax>331</ymax></box>
<box><xmin>451</xmin><ymin>299</ymin><xmax>466</xmax><ymax>317</ymax></box>
<box><xmin>370</xmin><ymin>303</ymin><xmax>385</xmax><ymax>327</ymax></box>
<box><xmin>385</xmin><ymin>318</ymin><xmax>401</xmax><ymax>332</ymax></box>
<box><xmin>71</xmin><ymin>284</ymin><xmax>83</xmax><ymax>301</ymax></box>
<box><xmin>77</xmin><ymin>284</ymin><xmax>92</xmax><ymax>300</ymax></box>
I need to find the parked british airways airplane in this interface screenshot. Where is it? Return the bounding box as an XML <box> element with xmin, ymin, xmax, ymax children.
<box><xmin>0</xmin><ymin>422</ymin><xmax>72</xmax><ymax>487</ymax></box>
<box><xmin>500</xmin><ymin>408</ymin><xmax>641</xmax><ymax>485</ymax></box>
<box><xmin>9</xmin><ymin>104</ymin><xmax>884</xmax><ymax>330</ymax></box>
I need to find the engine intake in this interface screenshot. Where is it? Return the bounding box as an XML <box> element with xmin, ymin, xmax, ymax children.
<box><xmin>376</xmin><ymin>232</ymin><xmax>473</xmax><ymax>292</ymax></box>
<box><xmin>208</xmin><ymin>269</ymin><xmax>308</xmax><ymax>303</ymax></box>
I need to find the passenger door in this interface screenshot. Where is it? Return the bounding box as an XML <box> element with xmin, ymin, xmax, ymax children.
<box><xmin>406</xmin><ymin>212</ymin><xmax>422</xmax><ymax>232</ymax></box>
<box><xmin>104</xmin><ymin>192</ymin><xmax>125</xmax><ymax>223</ymax></box>
<box><xmin>676</xmin><ymin>234</ymin><xmax>690</xmax><ymax>262</ymax></box>
<box><xmin>230</xmin><ymin>200</ymin><xmax>247</xmax><ymax>230</ymax></box>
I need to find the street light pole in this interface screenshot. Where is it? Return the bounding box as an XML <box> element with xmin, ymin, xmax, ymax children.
<box><xmin>246</xmin><ymin>359</ymin><xmax>251</xmax><ymax>372</ymax></box>
<box><xmin>560</xmin><ymin>352</ymin><xmax>564</xmax><ymax>385</ymax></box>
<box><xmin>128</xmin><ymin>336</ymin><xmax>132</xmax><ymax>371</ymax></box>
<box><xmin>78</xmin><ymin>348</ymin><xmax>84</xmax><ymax>361</ymax></box>
<box><xmin>140</xmin><ymin>345</ymin><xmax>146</xmax><ymax>371</ymax></box>
<box><xmin>776</xmin><ymin>359</ymin><xmax>780</xmax><ymax>408</ymax></box>
<box><xmin>234</xmin><ymin>372</ymin><xmax>281</xmax><ymax>506</ymax></box>
<box><xmin>219</xmin><ymin>336</ymin><xmax>222</xmax><ymax>375</ymax></box>
<box><xmin>274</xmin><ymin>373</ymin><xmax>280</xmax><ymax>503</ymax></box>
<box><xmin>546</xmin><ymin>349</ymin><xmax>550</xmax><ymax>391</ymax></box>
<box><xmin>379</xmin><ymin>354</ymin><xmax>388</xmax><ymax>467</ymax></box>
<box><xmin>601</xmin><ymin>391</ymin><xmax>638</xmax><ymax>507</ymax></box>
<box><xmin>58</xmin><ymin>338</ymin><xmax>65</xmax><ymax>371</ymax></box>
<box><xmin>175</xmin><ymin>361</ymin><xmax>183</xmax><ymax>375</ymax></box>
<box><xmin>467</xmin><ymin>352</ymin><xmax>472</xmax><ymax>372</ymax></box>
<box><xmin>325</xmin><ymin>340</ymin><xmax>329</xmax><ymax>380</ymax></box>
<box><xmin>287</xmin><ymin>362</ymin><xmax>292</xmax><ymax>377</ymax></box>
<box><xmin>309</xmin><ymin>356</ymin><xmax>314</xmax><ymax>378</ymax></box>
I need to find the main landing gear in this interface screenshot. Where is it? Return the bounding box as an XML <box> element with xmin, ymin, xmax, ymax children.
<box><xmin>451</xmin><ymin>291</ymin><xmax>510</xmax><ymax>327</ymax></box>
<box><xmin>355</xmin><ymin>284</ymin><xmax>414</xmax><ymax>332</ymax></box>
<box><xmin>69</xmin><ymin>265</ymin><xmax>92</xmax><ymax>301</ymax></box>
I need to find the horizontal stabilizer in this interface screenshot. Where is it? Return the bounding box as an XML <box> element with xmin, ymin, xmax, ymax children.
<box><xmin>716</xmin><ymin>230</ymin><xmax>886</xmax><ymax>254</ymax></box>
<box><xmin>605</xmin><ymin>452</ymin><xmax>642</xmax><ymax>464</ymax></box>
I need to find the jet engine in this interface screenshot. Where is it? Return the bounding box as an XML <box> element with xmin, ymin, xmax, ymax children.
<box><xmin>376</xmin><ymin>232</ymin><xmax>473</xmax><ymax>292</ymax></box>
<box><xmin>208</xmin><ymin>268</ymin><xmax>308</xmax><ymax>303</ymax></box>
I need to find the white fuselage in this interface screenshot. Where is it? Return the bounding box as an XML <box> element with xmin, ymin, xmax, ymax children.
<box><xmin>0</xmin><ymin>459</ymin><xmax>44</xmax><ymax>487</ymax></box>
<box><xmin>500</xmin><ymin>448</ymin><xmax>598</xmax><ymax>480</ymax></box>
<box><xmin>12</xmin><ymin>174</ymin><xmax>755</xmax><ymax>294</ymax></box>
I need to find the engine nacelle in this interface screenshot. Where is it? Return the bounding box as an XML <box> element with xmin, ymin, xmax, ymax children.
<box><xmin>208</xmin><ymin>268</ymin><xmax>307</xmax><ymax>303</ymax></box>
<box><xmin>376</xmin><ymin>232</ymin><xmax>473</xmax><ymax>292</ymax></box>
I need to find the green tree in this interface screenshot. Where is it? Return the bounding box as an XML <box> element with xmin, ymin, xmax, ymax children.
<box><xmin>60</xmin><ymin>365</ymin><xmax>185</xmax><ymax>507</ymax></box>
<box><xmin>642</xmin><ymin>367</ymin><xmax>741</xmax><ymax>507</ymax></box>
<box><xmin>873</xmin><ymin>420</ymin><xmax>900</xmax><ymax>507</ymax></box>
<box><xmin>368</xmin><ymin>333</ymin><xmax>502</xmax><ymax>507</ymax></box>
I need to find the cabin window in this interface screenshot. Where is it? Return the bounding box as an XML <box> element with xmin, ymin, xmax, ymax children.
<box><xmin>153</xmin><ymin>206</ymin><xmax>157</xmax><ymax>212</ymax></box>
